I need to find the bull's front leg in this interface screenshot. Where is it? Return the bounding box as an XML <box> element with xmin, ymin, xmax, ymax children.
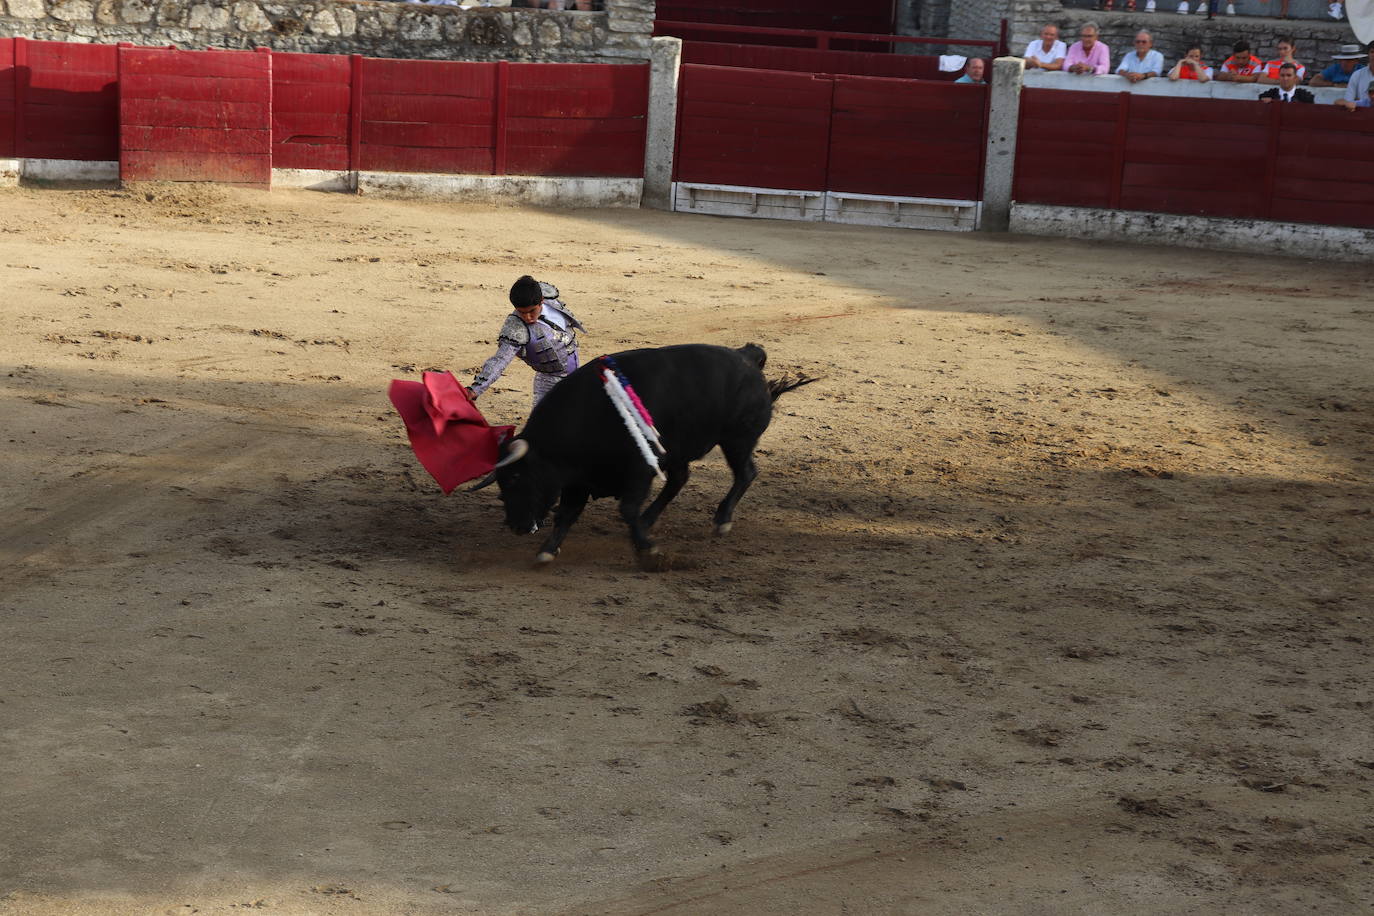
<box><xmin>617</xmin><ymin>477</ymin><xmax>659</xmax><ymax>565</ymax></box>
<box><xmin>536</xmin><ymin>486</ymin><xmax>589</xmax><ymax>564</ymax></box>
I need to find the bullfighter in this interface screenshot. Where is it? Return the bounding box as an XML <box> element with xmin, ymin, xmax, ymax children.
<box><xmin>468</xmin><ymin>275</ymin><xmax>586</xmax><ymax>408</ymax></box>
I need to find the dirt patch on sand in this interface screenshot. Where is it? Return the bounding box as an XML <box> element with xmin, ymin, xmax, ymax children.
<box><xmin>0</xmin><ymin>188</ymin><xmax>1371</xmax><ymax>914</ymax></box>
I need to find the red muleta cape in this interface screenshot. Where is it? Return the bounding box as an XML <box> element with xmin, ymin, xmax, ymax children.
<box><xmin>388</xmin><ymin>371</ymin><xmax>515</xmax><ymax>494</ymax></box>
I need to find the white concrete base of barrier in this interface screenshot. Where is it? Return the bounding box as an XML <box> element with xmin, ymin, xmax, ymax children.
<box><xmin>673</xmin><ymin>181</ymin><xmax>980</xmax><ymax>231</ymax></box>
<box><xmin>357</xmin><ymin>172</ymin><xmax>642</xmax><ymax>208</ymax></box>
<box><xmin>0</xmin><ymin>159</ymin><xmax>17</xmax><ymax>188</ymax></box>
<box><xmin>827</xmin><ymin>191</ymin><xmax>979</xmax><ymax>231</ymax></box>
<box><xmin>272</xmin><ymin>168</ymin><xmax>355</xmax><ymax>193</ymax></box>
<box><xmin>1010</xmin><ymin>203</ymin><xmax>1374</xmax><ymax>263</ymax></box>
<box><xmin>13</xmin><ymin>159</ymin><xmax>119</xmax><ymax>183</ymax></box>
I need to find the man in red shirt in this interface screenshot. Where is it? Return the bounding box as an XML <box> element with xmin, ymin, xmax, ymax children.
<box><xmin>1215</xmin><ymin>40</ymin><xmax>1262</xmax><ymax>83</ymax></box>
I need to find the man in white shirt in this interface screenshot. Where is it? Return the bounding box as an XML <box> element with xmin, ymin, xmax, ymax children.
<box><xmin>1117</xmin><ymin>31</ymin><xmax>1164</xmax><ymax>83</ymax></box>
<box><xmin>1022</xmin><ymin>24</ymin><xmax>1067</xmax><ymax>71</ymax></box>
<box><xmin>1335</xmin><ymin>41</ymin><xmax>1374</xmax><ymax>111</ymax></box>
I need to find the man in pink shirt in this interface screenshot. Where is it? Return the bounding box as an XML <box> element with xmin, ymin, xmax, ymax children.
<box><xmin>1065</xmin><ymin>22</ymin><xmax>1110</xmax><ymax>75</ymax></box>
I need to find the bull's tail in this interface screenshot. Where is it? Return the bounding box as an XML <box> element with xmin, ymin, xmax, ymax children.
<box><xmin>767</xmin><ymin>373</ymin><xmax>820</xmax><ymax>402</ymax></box>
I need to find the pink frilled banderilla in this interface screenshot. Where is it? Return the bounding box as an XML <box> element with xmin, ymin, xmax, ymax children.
<box><xmin>388</xmin><ymin>371</ymin><xmax>515</xmax><ymax>493</ymax></box>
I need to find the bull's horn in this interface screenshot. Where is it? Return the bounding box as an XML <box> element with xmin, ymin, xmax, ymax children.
<box><xmin>468</xmin><ymin>472</ymin><xmax>497</xmax><ymax>491</ymax></box>
<box><xmin>493</xmin><ymin>438</ymin><xmax>529</xmax><ymax>469</ymax></box>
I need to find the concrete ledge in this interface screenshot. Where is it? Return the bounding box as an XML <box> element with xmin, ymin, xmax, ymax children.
<box><xmin>272</xmin><ymin>168</ymin><xmax>356</xmax><ymax>193</ymax></box>
<box><xmin>1023</xmin><ymin>70</ymin><xmax>1348</xmax><ymax>104</ymax></box>
<box><xmin>1010</xmin><ymin>203</ymin><xmax>1374</xmax><ymax>263</ymax></box>
<box><xmin>0</xmin><ymin>159</ymin><xmax>17</xmax><ymax>188</ymax></box>
<box><xmin>22</xmin><ymin>159</ymin><xmax>119</xmax><ymax>183</ymax></box>
<box><xmin>356</xmin><ymin>173</ymin><xmax>643</xmax><ymax>208</ymax></box>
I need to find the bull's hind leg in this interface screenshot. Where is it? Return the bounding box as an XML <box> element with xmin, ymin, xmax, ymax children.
<box><xmin>536</xmin><ymin>486</ymin><xmax>589</xmax><ymax>564</ymax></box>
<box><xmin>640</xmin><ymin>463</ymin><xmax>690</xmax><ymax>530</ymax></box>
<box><xmin>713</xmin><ymin>437</ymin><xmax>759</xmax><ymax>536</ymax></box>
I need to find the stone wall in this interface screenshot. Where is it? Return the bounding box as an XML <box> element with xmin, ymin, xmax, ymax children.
<box><xmin>948</xmin><ymin>0</ymin><xmax>1015</xmax><ymax>44</ymax></box>
<box><xmin>0</xmin><ymin>0</ymin><xmax>654</xmax><ymax>62</ymax></box>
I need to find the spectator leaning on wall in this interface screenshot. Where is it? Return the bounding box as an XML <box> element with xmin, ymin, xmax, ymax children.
<box><xmin>1065</xmin><ymin>23</ymin><xmax>1110</xmax><ymax>76</ymax></box>
<box><xmin>1257</xmin><ymin>38</ymin><xmax>1307</xmax><ymax>85</ymax></box>
<box><xmin>1259</xmin><ymin>63</ymin><xmax>1315</xmax><ymax>103</ymax></box>
<box><xmin>1168</xmin><ymin>46</ymin><xmax>1213</xmax><ymax>82</ymax></box>
<box><xmin>1022</xmin><ymin>24</ymin><xmax>1067</xmax><ymax>71</ymax></box>
<box><xmin>1117</xmin><ymin>31</ymin><xmax>1164</xmax><ymax>83</ymax></box>
<box><xmin>1310</xmin><ymin>44</ymin><xmax>1365</xmax><ymax>87</ymax></box>
<box><xmin>1335</xmin><ymin>41</ymin><xmax>1374</xmax><ymax>111</ymax></box>
<box><xmin>1216</xmin><ymin>41</ymin><xmax>1262</xmax><ymax>83</ymax></box>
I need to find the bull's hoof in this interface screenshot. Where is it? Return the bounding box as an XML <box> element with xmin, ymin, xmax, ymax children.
<box><xmin>637</xmin><ymin>547</ymin><xmax>670</xmax><ymax>572</ymax></box>
<box><xmin>714</xmin><ymin>522</ymin><xmax>733</xmax><ymax>537</ymax></box>
<box><xmin>535</xmin><ymin>550</ymin><xmax>558</xmax><ymax>565</ymax></box>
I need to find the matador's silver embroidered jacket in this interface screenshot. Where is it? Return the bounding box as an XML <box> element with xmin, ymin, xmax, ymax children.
<box><xmin>470</xmin><ymin>300</ymin><xmax>585</xmax><ymax>405</ymax></box>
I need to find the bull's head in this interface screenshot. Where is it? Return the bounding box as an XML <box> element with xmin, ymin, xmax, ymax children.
<box><xmin>490</xmin><ymin>438</ymin><xmax>559</xmax><ymax>535</ymax></box>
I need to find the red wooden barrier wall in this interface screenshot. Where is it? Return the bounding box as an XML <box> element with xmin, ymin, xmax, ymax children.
<box><xmin>1272</xmin><ymin>104</ymin><xmax>1374</xmax><ymax>228</ymax></box>
<box><xmin>22</xmin><ymin>39</ymin><xmax>119</xmax><ymax>162</ymax></box>
<box><xmin>358</xmin><ymin>58</ymin><xmax>496</xmax><ymax>174</ymax></box>
<box><xmin>675</xmin><ymin>65</ymin><xmax>833</xmax><ymax>191</ymax></box>
<box><xmin>0</xmin><ymin>39</ymin><xmax>645</xmax><ymax>183</ymax></box>
<box><xmin>1120</xmin><ymin>96</ymin><xmax>1271</xmax><ymax>219</ymax></box>
<box><xmin>1013</xmin><ymin>89</ymin><xmax>1119</xmax><ymax>209</ymax></box>
<box><xmin>676</xmin><ymin>65</ymin><xmax>986</xmax><ymax>200</ymax></box>
<box><xmin>120</xmin><ymin>47</ymin><xmax>272</xmax><ymax>185</ymax></box>
<box><xmin>1014</xmin><ymin>89</ymin><xmax>1374</xmax><ymax>230</ymax></box>
<box><xmin>505</xmin><ymin>62</ymin><xmax>648</xmax><ymax>177</ymax></box>
<box><xmin>272</xmin><ymin>51</ymin><xmax>351</xmax><ymax>171</ymax></box>
<box><xmin>829</xmin><ymin>76</ymin><xmax>985</xmax><ymax>201</ymax></box>
<box><xmin>355</xmin><ymin>59</ymin><xmax>648</xmax><ymax>177</ymax></box>
<box><xmin>0</xmin><ymin>39</ymin><xmax>14</xmax><ymax>157</ymax></box>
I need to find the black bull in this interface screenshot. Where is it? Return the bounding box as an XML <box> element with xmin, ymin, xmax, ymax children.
<box><xmin>481</xmin><ymin>343</ymin><xmax>815</xmax><ymax>565</ymax></box>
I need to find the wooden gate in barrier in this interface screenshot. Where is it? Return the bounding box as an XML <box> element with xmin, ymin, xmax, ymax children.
<box><xmin>673</xmin><ymin>64</ymin><xmax>987</xmax><ymax>227</ymax></box>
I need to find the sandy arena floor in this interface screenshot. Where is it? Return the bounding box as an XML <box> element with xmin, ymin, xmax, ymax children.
<box><xmin>0</xmin><ymin>186</ymin><xmax>1371</xmax><ymax>915</ymax></box>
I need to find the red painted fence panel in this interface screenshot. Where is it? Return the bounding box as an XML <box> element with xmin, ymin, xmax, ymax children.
<box><xmin>1270</xmin><ymin>104</ymin><xmax>1374</xmax><ymax>229</ymax></box>
<box><xmin>675</xmin><ymin>64</ymin><xmax>833</xmax><ymax>190</ymax></box>
<box><xmin>21</xmin><ymin>39</ymin><xmax>118</xmax><ymax>161</ymax></box>
<box><xmin>272</xmin><ymin>51</ymin><xmax>351</xmax><ymax>170</ymax></box>
<box><xmin>1013</xmin><ymin>88</ymin><xmax>1119</xmax><ymax>208</ymax></box>
<box><xmin>1014</xmin><ymin>90</ymin><xmax>1374</xmax><ymax>231</ymax></box>
<box><xmin>358</xmin><ymin>58</ymin><xmax>496</xmax><ymax>174</ymax></box>
<box><xmin>828</xmin><ymin>75</ymin><xmax>985</xmax><ymax>200</ymax></box>
<box><xmin>1117</xmin><ymin>96</ymin><xmax>1270</xmax><ymax>219</ymax></box>
<box><xmin>0</xmin><ymin>39</ymin><xmax>14</xmax><ymax>157</ymax></box>
<box><xmin>504</xmin><ymin>62</ymin><xmax>647</xmax><ymax>177</ymax></box>
<box><xmin>120</xmin><ymin>47</ymin><xmax>271</xmax><ymax>185</ymax></box>
<box><xmin>676</xmin><ymin>65</ymin><xmax>984</xmax><ymax>200</ymax></box>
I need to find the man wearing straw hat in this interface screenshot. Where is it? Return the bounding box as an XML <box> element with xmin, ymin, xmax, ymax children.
<box><xmin>1335</xmin><ymin>41</ymin><xmax>1374</xmax><ymax>110</ymax></box>
<box><xmin>1311</xmin><ymin>43</ymin><xmax>1366</xmax><ymax>87</ymax></box>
